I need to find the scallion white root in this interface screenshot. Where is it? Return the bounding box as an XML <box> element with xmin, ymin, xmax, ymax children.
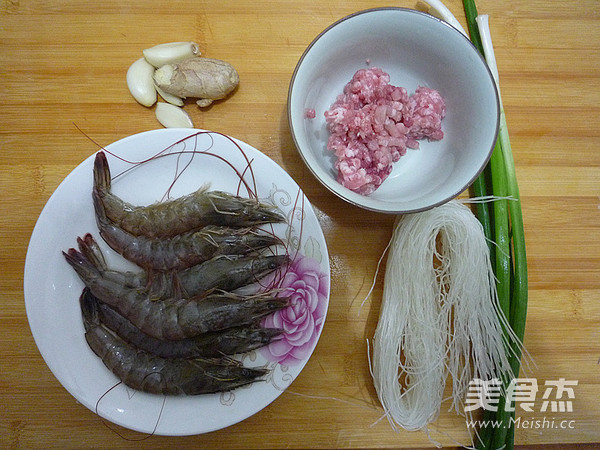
<box><xmin>372</xmin><ymin>200</ymin><xmax>520</xmax><ymax>433</ymax></box>
<box><xmin>420</xmin><ymin>0</ymin><xmax>468</xmax><ymax>36</ymax></box>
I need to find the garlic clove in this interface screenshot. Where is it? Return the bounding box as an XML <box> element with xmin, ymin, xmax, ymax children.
<box><xmin>143</xmin><ymin>42</ymin><xmax>201</xmax><ymax>68</ymax></box>
<box><xmin>126</xmin><ymin>57</ymin><xmax>157</xmax><ymax>107</ymax></box>
<box><xmin>155</xmin><ymin>102</ymin><xmax>194</xmax><ymax>128</ymax></box>
<box><xmin>155</xmin><ymin>84</ymin><xmax>184</xmax><ymax>106</ymax></box>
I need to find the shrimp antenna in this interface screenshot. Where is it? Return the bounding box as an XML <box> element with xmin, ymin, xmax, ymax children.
<box><xmin>73</xmin><ymin>122</ymin><xmax>109</xmax><ymax>153</ymax></box>
<box><xmin>95</xmin><ymin>380</ymin><xmax>166</xmax><ymax>441</ymax></box>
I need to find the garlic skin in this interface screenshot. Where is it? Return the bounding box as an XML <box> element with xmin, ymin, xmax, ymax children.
<box><xmin>126</xmin><ymin>57</ymin><xmax>157</xmax><ymax>107</ymax></box>
<box><xmin>155</xmin><ymin>102</ymin><xmax>194</xmax><ymax>128</ymax></box>
<box><xmin>143</xmin><ymin>42</ymin><xmax>201</xmax><ymax>68</ymax></box>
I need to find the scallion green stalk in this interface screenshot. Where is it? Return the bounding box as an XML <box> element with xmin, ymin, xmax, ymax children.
<box><xmin>476</xmin><ymin>14</ymin><xmax>529</xmax><ymax>449</ymax></box>
<box><xmin>474</xmin><ymin>14</ymin><xmax>528</xmax><ymax>359</ymax></box>
<box><xmin>471</xmin><ymin>171</ymin><xmax>494</xmax><ymax>256</ymax></box>
<box><xmin>462</xmin><ymin>2</ymin><xmax>529</xmax><ymax>450</ymax></box>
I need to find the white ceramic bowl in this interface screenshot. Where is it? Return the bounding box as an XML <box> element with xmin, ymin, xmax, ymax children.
<box><xmin>288</xmin><ymin>7</ymin><xmax>499</xmax><ymax>214</ymax></box>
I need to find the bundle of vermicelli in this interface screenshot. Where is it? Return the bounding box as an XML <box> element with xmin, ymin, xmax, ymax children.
<box><xmin>371</xmin><ymin>200</ymin><xmax>518</xmax><ymax>433</ymax></box>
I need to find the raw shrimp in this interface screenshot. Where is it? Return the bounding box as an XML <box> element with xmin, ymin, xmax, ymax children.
<box><xmin>94</xmin><ymin>194</ymin><xmax>280</xmax><ymax>271</ymax></box>
<box><xmin>75</xmin><ymin>233</ymin><xmax>288</xmax><ymax>299</ymax></box>
<box><xmin>80</xmin><ymin>289</ymin><xmax>268</xmax><ymax>395</ymax></box>
<box><xmin>64</xmin><ymin>246</ymin><xmax>290</xmax><ymax>340</ymax></box>
<box><xmin>174</xmin><ymin>253</ymin><xmax>288</xmax><ymax>299</ymax></box>
<box><xmin>93</xmin><ymin>151</ymin><xmax>285</xmax><ymax>238</ymax></box>
<box><xmin>84</xmin><ymin>289</ymin><xmax>283</xmax><ymax>358</ymax></box>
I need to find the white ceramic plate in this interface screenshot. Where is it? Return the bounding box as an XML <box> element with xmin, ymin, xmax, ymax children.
<box><xmin>24</xmin><ymin>129</ymin><xmax>330</xmax><ymax>436</ymax></box>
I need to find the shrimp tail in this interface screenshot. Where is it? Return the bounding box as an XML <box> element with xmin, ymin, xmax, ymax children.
<box><xmin>62</xmin><ymin>247</ymin><xmax>102</xmax><ymax>285</ymax></box>
<box><xmin>93</xmin><ymin>151</ymin><xmax>111</xmax><ymax>195</ymax></box>
<box><xmin>80</xmin><ymin>287</ymin><xmax>99</xmax><ymax>329</ymax></box>
<box><xmin>76</xmin><ymin>233</ymin><xmax>108</xmax><ymax>271</ymax></box>
<box><xmin>64</xmin><ymin>236</ymin><xmax>123</xmax><ymax>294</ymax></box>
<box><xmin>79</xmin><ymin>288</ymin><xmax>111</xmax><ymax>362</ymax></box>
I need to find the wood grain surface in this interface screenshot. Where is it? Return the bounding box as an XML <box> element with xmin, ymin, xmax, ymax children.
<box><xmin>1</xmin><ymin>0</ymin><xmax>598</xmax><ymax>448</ymax></box>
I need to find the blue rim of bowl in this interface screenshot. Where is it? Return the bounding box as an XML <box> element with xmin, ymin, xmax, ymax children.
<box><xmin>287</xmin><ymin>7</ymin><xmax>500</xmax><ymax>215</ymax></box>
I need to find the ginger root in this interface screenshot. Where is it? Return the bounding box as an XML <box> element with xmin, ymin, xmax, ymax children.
<box><xmin>153</xmin><ymin>57</ymin><xmax>239</xmax><ymax>107</ymax></box>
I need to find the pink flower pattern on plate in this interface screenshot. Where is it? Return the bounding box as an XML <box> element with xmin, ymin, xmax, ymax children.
<box><xmin>261</xmin><ymin>254</ymin><xmax>329</xmax><ymax>366</ymax></box>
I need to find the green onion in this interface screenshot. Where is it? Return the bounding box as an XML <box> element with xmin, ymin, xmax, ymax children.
<box><xmin>462</xmin><ymin>2</ymin><xmax>529</xmax><ymax>450</ymax></box>
<box><xmin>474</xmin><ymin>14</ymin><xmax>529</xmax><ymax>358</ymax></box>
<box><xmin>470</xmin><ymin>170</ymin><xmax>494</xmax><ymax>257</ymax></box>
<box><xmin>478</xmin><ymin>14</ymin><xmax>529</xmax><ymax>449</ymax></box>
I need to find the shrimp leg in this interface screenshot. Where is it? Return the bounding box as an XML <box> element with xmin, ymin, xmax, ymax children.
<box><xmin>65</xmin><ymin>247</ymin><xmax>290</xmax><ymax>340</ymax></box>
<box><xmin>84</xmin><ymin>289</ymin><xmax>283</xmax><ymax>358</ymax></box>
<box><xmin>80</xmin><ymin>288</ymin><xmax>268</xmax><ymax>395</ymax></box>
<box><xmin>93</xmin><ymin>151</ymin><xmax>285</xmax><ymax>238</ymax></box>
